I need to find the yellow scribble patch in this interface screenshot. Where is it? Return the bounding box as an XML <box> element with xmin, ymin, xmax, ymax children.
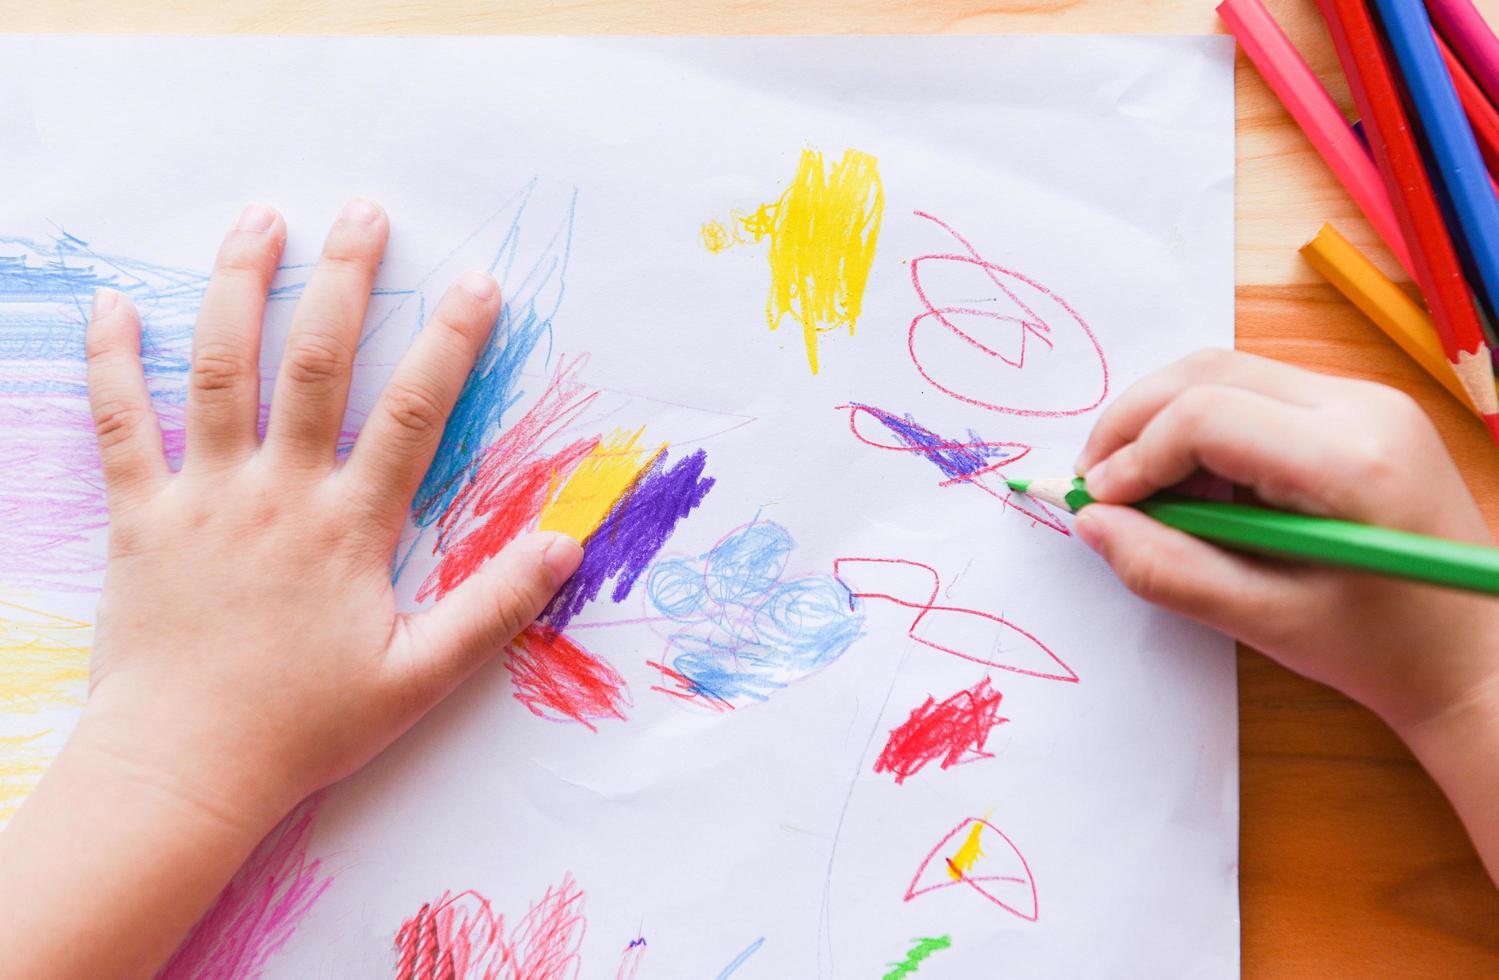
<box><xmin>704</xmin><ymin>148</ymin><xmax>884</xmax><ymax>375</ymax></box>
<box><xmin>538</xmin><ymin>428</ymin><xmax>665</xmax><ymax>543</ymax></box>
<box><xmin>0</xmin><ymin>732</ymin><xmax>51</xmax><ymax>824</ymax></box>
<box><xmin>0</xmin><ymin>599</ymin><xmax>92</xmax><ymax>714</ymax></box>
<box><xmin>700</xmin><ymin>220</ymin><xmax>734</xmax><ymax>254</ymax></box>
<box><xmin>947</xmin><ymin>821</ymin><xmax>986</xmax><ymax>881</ymax></box>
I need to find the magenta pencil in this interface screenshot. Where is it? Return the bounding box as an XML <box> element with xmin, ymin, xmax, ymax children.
<box><xmin>1218</xmin><ymin>0</ymin><xmax>1414</xmax><ymax>272</ymax></box>
<box><xmin>1428</xmin><ymin>0</ymin><xmax>1499</xmax><ymax>111</ymax></box>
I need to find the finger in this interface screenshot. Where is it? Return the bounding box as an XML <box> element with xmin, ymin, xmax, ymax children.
<box><xmin>385</xmin><ymin>532</ymin><xmax>584</xmax><ymax>698</ymax></box>
<box><xmin>1075</xmin><ymin>349</ymin><xmax>1346</xmax><ymax>474</ymax></box>
<box><xmin>265</xmin><ymin>198</ymin><xmax>389</xmax><ymax>468</ymax></box>
<box><xmin>1076</xmin><ymin>503</ymin><xmax>1297</xmax><ymax>642</ymax></box>
<box><xmin>342</xmin><ymin>272</ymin><xmax>501</xmax><ymax>526</ymax></box>
<box><xmin>86</xmin><ymin>289</ymin><xmax>168</xmax><ymax>499</ymax></box>
<box><xmin>186</xmin><ymin>203</ymin><xmax>285</xmax><ymax>466</ymax></box>
<box><xmin>1084</xmin><ymin>384</ymin><xmax>1333</xmax><ymax>513</ymax></box>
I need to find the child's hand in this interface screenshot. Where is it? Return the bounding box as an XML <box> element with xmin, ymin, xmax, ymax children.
<box><xmin>83</xmin><ymin>199</ymin><xmax>583</xmax><ymax>824</ymax></box>
<box><xmin>1073</xmin><ymin>349</ymin><xmax>1495</xmax><ymax>732</ymax></box>
<box><xmin>1072</xmin><ymin>349</ymin><xmax>1499</xmax><ymax>883</ymax></box>
<box><xmin>0</xmin><ymin>201</ymin><xmax>582</xmax><ymax>978</ymax></box>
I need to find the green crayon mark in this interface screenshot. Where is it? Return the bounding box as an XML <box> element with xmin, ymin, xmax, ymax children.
<box><xmin>882</xmin><ymin>934</ymin><xmax>952</xmax><ymax>980</ymax></box>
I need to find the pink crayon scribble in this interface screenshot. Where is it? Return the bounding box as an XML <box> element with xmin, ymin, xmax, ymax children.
<box><xmin>908</xmin><ymin>211</ymin><xmax>1109</xmax><ymax>418</ymax></box>
<box><xmin>615</xmin><ymin>937</ymin><xmax>647</xmax><ymax>980</ymax></box>
<box><xmin>393</xmin><ymin>874</ymin><xmax>586</xmax><ymax>980</ymax></box>
<box><xmin>157</xmin><ymin>797</ymin><xmax>332</xmax><ymax>980</ymax></box>
<box><xmin>905</xmin><ymin>817</ymin><xmax>1038</xmax><ymax>922</ymax></box>
<box><xmin>833</xmin><ymin>557</ymin><xmax>1076</xmax><ymax>683</ymax></box>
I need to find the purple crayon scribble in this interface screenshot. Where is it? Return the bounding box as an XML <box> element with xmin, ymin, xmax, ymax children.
<box><xmin>541</xmin><ymin>448</ymin><xmax>715</xmax><ymax>631</ymax></box>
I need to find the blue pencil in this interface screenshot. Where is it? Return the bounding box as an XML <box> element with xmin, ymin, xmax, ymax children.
<box><xmin>1371</xmin><ymin>0</ymin><xmax>1499</xmax><ymax>332</ymax></box>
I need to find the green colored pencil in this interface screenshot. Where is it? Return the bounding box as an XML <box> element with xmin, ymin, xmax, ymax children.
<box><xmin>1007</xmin><ymin>477</ymin><xmax>1499</xmax><ymax>597</ymax></box>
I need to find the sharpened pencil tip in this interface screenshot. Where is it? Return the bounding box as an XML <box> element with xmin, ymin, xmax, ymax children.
<box><xmin>1006</xmin><ymin>477</ymin><xmax>1031</xmax><ymax>493</ymax></box>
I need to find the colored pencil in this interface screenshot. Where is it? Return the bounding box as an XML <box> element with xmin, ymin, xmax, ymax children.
<box><xmin>1301</xmin><ymin>222</ymin><xmax>1481</xmax><ymax>414</ymax></box>
<box><xmin>1436</xmin><ymin>31</ymin><xmax>1499</xmax><ymax>181</ymax></box>
<box><xmin>1008</xmin><ymin>477</ymin><xmax>1499</xmax><ymax>596</ymax></box>
<box><xmin>1427</xmin><ymin>0</ymin><xmax>1499</xmax><ymax>111</ymax></box>
<box><xmin>1316</xmin><ymin>0</ymin><xmax>1499</xmax><ymax>440</ymax></box>
<box><xmin>1217</xmin><ymin>0</ymin><xmax>1414</xmax><ymax>272</ymax></box>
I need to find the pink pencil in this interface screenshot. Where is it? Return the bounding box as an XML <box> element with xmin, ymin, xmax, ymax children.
<box><xmin>1218</xmin><ymin>0</ymin><xmax>1414</xmax><ymax>273</ymax></box>
<box><xmin>1428</xmin><ymin>0</ymin><xmax>1499</xmax><ymax>112</ymax></box>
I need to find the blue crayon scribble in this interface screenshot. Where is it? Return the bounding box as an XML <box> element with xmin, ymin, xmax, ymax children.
<box><xmin>843</xmin><ymin>402</ymin><xmax>1016</xmax><ymax>483</ymax></box>
<box><xmin>647</xmin><ymin>522</ymin><xmax>864</xmax><ymax>707</ymax></box>
<box><xmin>714</xmin><ymin>937</ymin><xmax>766</xmax><ymax>980</ymax></box>
<box><xmin>411</xmin><ymin>190</ymin><xmax>577</xmax><ymax>526</ymax></box>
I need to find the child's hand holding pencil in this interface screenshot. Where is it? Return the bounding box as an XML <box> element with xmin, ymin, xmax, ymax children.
<box><xmin>1063</xmin><ymin>349</ymin><xmax>1499</xmax><ymax>883</ymax></box>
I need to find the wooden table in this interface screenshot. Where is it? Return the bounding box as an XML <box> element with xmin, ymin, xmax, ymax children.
<box><xmin>18</xmin><ymin>0</ymin><xmax>1499</xmax><ymax>972</ymax></box>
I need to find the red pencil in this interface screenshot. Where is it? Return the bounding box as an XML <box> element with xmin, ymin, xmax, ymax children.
<box><xmin>1317</xmin><ymin>0</ymin><xmax>1499</xmax><ymax>441</ymax></box>
<box><xmin>1437</xmin><ymin>31</ymin><xmax>1499</xmax><ymax>181</ymax></box>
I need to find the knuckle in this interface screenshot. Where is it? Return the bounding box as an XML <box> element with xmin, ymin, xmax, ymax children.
<box><xmin>189</xmin><ymin>343</ymin><xmax>254</xmax><ymax>395</ymax></box>
<box><xmin>282</xmin><ymin>331</ymin><xmax>350</xmax><ymax>387</ymax></box>
<box><xmin>1179</xmin><ymin>347</ymin><xmax>1234</xmax><ymax>376</ymax></box>
<box><xmin>491</xmin><ymin>577</ymin><xmax>542</xmax><ymax>642</ymax></box>
<box><xmin>92</xmin><ymin>398</ymin><xmax>143</xmax><ymax>451</ymax></box>
<box><xmin>381</xmin><ymin>380</ymin><xmax>448</xmax><ymax>437</ymax></box>
<box><xmin>214</xmin><ymin>245</ymin><xmax>273</xmax><ymax>282</ymax></box>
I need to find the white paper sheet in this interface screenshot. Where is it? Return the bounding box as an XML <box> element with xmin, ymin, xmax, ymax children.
<box><xmin>0</xmin><ymin>35</ymin><xmax>1237</xmax><ymax>978</ymax></box>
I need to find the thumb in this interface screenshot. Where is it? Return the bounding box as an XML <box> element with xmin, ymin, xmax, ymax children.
<box><xmin>1076</xmin><ymin>503</ymin><xmax>1290</xmax><ymax>641</ymax></box>
<box><xmin>390</xmin><ymin>531</ymin><xmax>584</xmax><ymax>696</ymax></box>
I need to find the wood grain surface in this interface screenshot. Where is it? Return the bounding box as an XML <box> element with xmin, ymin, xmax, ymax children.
<box><xmin>10</xmin><ymin>0</ymin><xmax>1499</xmax><ymax>973</ymax></box>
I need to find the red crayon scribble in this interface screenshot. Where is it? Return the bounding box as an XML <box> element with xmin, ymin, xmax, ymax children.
<box><xmin>908</xmin><ymin>211</ymin><xmax>1109</xmax><ymax>418</ymax></box>
<box><xmin>393</xmin><ymin>875</ymin><xmax>586</xmax><ymax>980</ymax></box>
<box><xmin>838</xmin><ymin>403</ymin><xmax>1068</xmax><ymax>534</ymax></box>
<box><xmin>418</xmin><ymin>358</ymin><xmax>600</xmax><ymax>602</ymax></box>
<box><xmin>833</xmin><ymin>557</ymin><xmax>1076</xmax><ymax>683</ymax></box>
<box><xmin>508</xmin><ymin>625</ymin><xmax>631</xmax><ymax>730</ymax></box>
<box><xmin>905</xmin><ymin>818</ymin><xmax>1038</xmax><ymax>922</ymax></box>
<box><xmin>874</xmin><ymin>678</ymin><xmax>1008</xmax><ymax>784</ymax></box>
<box><xmin>157</xmin><ymin>797</ymin><xmax>332</xmax><ymax>980</ymax></box>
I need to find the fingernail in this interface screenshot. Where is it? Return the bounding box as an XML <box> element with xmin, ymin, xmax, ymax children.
<box><xmin>340</xmin><ymin>198</ymin><xmax>381</xmax><ymax>225</ymax></box>
<box><xmin>541</xmin><ymin>533</ymin><xmax>584</xmax><ymax>589</ymax></box>
<box><xmin>91</xmin><ymin>287</ymin><xmax>120</xmax><ymax>316</ymax></box>
<box><xmin>458</xmin><ymin>271</ymin><xmax>497</xmax><ymax>301</ymax></box>
<box><xmin>1084</xmin><ymin>458</ymin><xmax>1109</xmax><ymax>492</ymax></box>
<box><xmin>1072</xmin><ymin>454</ymin><xmax>1089</xmax><ymax>476</ymax></box>
<box><xmin>236</xmin><ymin>202</ymin><xmax>275</xmax><ymax>233</ymax></box>
<box><xmin>1074</xmin><ymin>510</ymin><xmax>1105</xmax><ymax>553</ymax></box>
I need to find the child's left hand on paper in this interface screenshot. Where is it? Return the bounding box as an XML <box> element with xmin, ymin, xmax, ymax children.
<box><xmin>0</xmin><ymin>200</ymin><xmax>583</xmax><ymax>979</ymax></box>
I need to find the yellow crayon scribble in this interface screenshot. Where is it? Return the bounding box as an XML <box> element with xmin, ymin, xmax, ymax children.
<box><xmin>0</xmin><ymin>599</ymin><xmax>92</xmax><ymax>714</ymax></box>
<box><xmin>947</xmin><ymin>821</ymin><xmax>986</xmax><ymax>881</ymax></box>
<box><xmin>748</xmin><ymin>148</ymin><xmax>884</xmax><ymax>375</ymax></box>
<box><xmin>538</xmin><ymin>428</ymin><xmax>665</xmax><ymax>543</ymax></box>
<box><xmin>701</xmin><ymin>149</ymin><xmax>884</xmax><ymax>374</ymax></box>
<box><xmin>700</xmin><ymin>220</ymin><xmax>734</xmax><ymax>254</ymax></box>
<box><xmin>0</xmin><ymin>732</ymin><xmax>53</xmax><ymax>824</ymax></box>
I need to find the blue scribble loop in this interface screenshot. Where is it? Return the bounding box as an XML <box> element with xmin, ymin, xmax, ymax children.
<box><xmin>647</xmin><ymin>521</ymin><xmax>865</xmax><ymax>706</ymax></box>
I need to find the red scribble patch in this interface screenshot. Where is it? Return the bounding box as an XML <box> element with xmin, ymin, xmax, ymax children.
<box><xmin>833</xmin><ymin>557</ymin><xmax>1077</xmax><ymax>683</ymax></box>
<box><xmin>393</xmin><ymin>874</ymin><xmax>586</xmax><ymax>980</ymax></box>
<box><xmin>905</xmin><ymin>818</ymin><xmax>1038</xmax><ymax>922</ymax></box>
<box><xmin>874</xmin><ymin>678</ymin><xmax>1007</xmax><ymax>784</ymax></box>
<box><xmin>509</xmin><ymin>625</ymin><xmax>631</xmax><ymax>731</ymax></box>
<box><xmin>908</xmin><ymin>211</ymin><xmax>1109</xmax><ymax>418</ymax></box>
<box><xmin>418</xmin><ymin>358</ymin><xmax>599</xmax><ymax>602</ymax></box>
